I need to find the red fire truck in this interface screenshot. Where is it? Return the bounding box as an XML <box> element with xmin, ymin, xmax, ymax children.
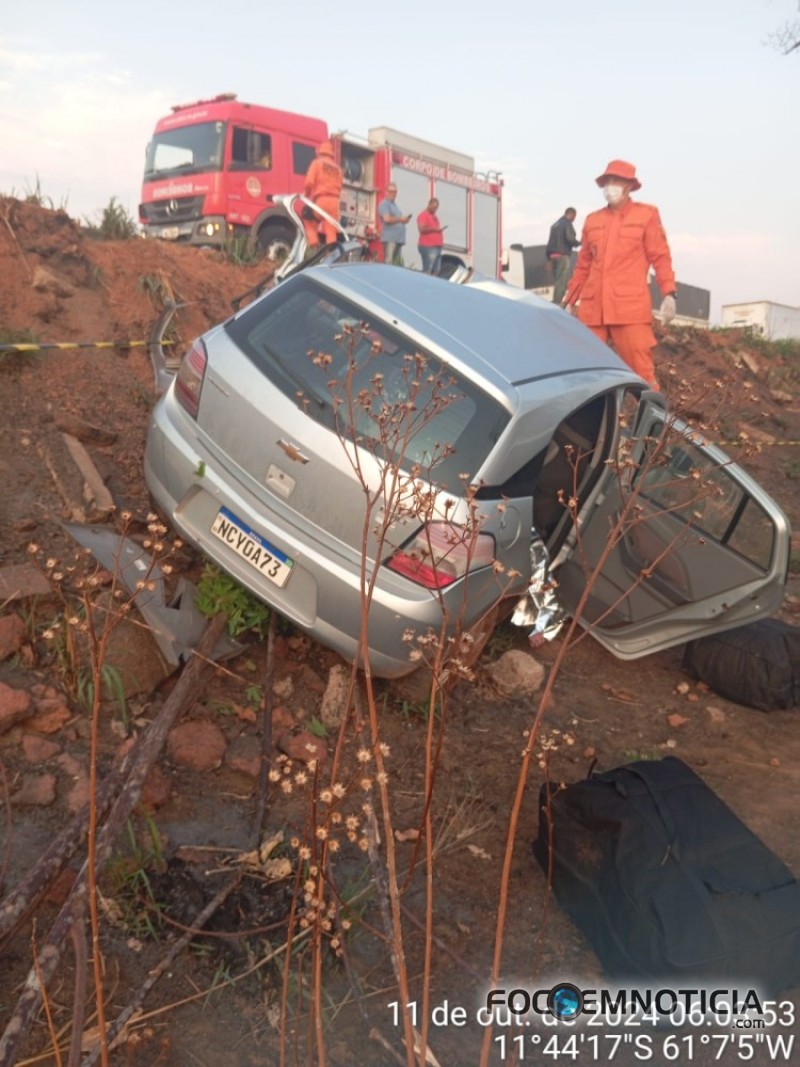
<box><xmin>139</xmin><ymin>93</ymin><xmax>504</xmax><ymax>277</ymax></box>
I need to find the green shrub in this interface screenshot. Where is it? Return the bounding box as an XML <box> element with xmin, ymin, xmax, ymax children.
<box><xmin>85</xmin><ymin>197</ymin><xmax>138</xmax><ymax>240</ymax></box>
<box><xmin>195</xmin><ymin>563</ymin><xmax>271</xmax><ymax>637</ymax></box>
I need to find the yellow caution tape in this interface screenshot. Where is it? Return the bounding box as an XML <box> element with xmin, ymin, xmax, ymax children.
<box><xmin>720</xmin><ymin>440</ymin><xmax>800</xmax><ymax>447</ymax></box>
<box><xmin>0</xmin><ymin>340</ymin><xmax>177</xmax><ymax>353</ymax></box>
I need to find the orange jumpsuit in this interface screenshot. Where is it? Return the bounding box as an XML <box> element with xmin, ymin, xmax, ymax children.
<box><xmin>564</xmin><ymin>200</ymin><xmax>675</xmax><ymax>386</ymax></box>
<box><xmin>303</xmin><ymin>149</ymin><xmax>343</xmax><ymax>246</ymax></box>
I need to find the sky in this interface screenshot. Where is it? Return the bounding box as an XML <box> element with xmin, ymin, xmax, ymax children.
<box><xmin>1</xmin><ymin>0</ymin><xmax>798</xmax><ymax>324</ymax></box>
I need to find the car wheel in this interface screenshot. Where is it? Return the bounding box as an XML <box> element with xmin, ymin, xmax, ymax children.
<box><xmin>256</xmin><ymin>222</ymin><xmax>296</xmax><ymax>263</ymax></box>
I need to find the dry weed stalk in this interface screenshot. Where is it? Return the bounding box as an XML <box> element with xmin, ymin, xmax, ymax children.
<box><xmin>0</xmin><ymin>516</ymin><xmax>210</xmax><ymax>1067</ymax></box>
<box><xmin>283</xmin><ymin>324</ymin><xmax>519</xmax><ymax>1066</ymax></box>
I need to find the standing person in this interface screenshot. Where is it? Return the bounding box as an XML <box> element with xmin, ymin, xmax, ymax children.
<box><xmin>303</xmin><ymin>141</ymin><xmax>343</xmax><ymax>248</ymax></box>
<box><xmin>563</xmin><ymin>160</ymin><xmax>677</xmax><ymax>387</ymax></box>
<box><xmin>417</xmin><ymin>197</ymin><xmax>446</xmax><ymax>275</ymax></box>
<box><xmin>378</xmin><ymin>183</ymin><xmax>411</xmax><ymax>265</ymax></box>
<box><xmin>546</xmin><ymin>207</ymin><xmax>580</xmax><ymax>306</ymax></box>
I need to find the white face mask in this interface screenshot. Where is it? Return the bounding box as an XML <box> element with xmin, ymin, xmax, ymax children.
<box><xmin>603</xmin><ymin>184</ymin><xmax>626</xmax><ymax>206</ymax></box>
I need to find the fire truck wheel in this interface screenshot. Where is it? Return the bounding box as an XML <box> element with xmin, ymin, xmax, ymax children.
<box><xmin>256</xmin><ymin>222</ymin><xmax>295</xmax><ymax>263</ymax></box>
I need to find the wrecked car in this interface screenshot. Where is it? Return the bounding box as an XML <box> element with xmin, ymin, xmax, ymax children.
<box><xmin>144</xmin><ymin>260</ymin><xmax>790</xmax><ymax>678</ymax></box>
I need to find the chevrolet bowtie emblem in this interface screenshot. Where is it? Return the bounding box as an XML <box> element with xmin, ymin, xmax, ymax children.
<box><xmin>277</xmin><ymin>439</ymin><xmax>309</xmax><ymax>464</ymax></box>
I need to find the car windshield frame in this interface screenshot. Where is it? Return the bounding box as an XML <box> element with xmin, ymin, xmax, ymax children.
<box><xmin>224</xmin><ymin>275</ymin><xmax>511</xmax><ymax>494</ymax></box>
<box><xmin>144</xmin><ymin>121</ymin><xmax>226</xmax><ymax>179</ymax></box>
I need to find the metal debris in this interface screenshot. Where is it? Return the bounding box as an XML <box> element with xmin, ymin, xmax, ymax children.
<box><xmin>62</xmin><ymin>523</ymin><xmax>243</xmax><ymax>665</ymax></box>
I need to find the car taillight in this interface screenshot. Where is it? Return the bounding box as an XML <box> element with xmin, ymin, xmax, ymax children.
<box><xmin>386</xmin><ymin>523</ymin><xmax>495</xmax><ymax>589</ymax></box>
<box><xmin>174</xmin><ymin>339</ymin><xmax>207</xmax><ymax>419</ymax></box>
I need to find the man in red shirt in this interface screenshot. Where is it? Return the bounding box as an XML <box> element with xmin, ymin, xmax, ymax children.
<box><xmin>563</xmin><ymin>160</ymin><xmax>677</xmax><ymax>387</ymax></box>
<box><xmin>417</xmin><ymin>197</ymin><xmax>446</xmax><ymax>275</ymax></box>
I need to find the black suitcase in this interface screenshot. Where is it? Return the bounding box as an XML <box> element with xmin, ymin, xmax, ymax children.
<box><xmin>683</xmin><ymin>619</ymin><xmax>800</xmax><ymax>711</ymax></box>
<box><xmin>533</xmin><ymin>757</ymin><xmax>800</xmax><ymax>992</ymax></box>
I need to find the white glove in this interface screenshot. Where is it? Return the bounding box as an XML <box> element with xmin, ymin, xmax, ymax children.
<box><xmin>660</xmin><ymin>294</ymin><xmax>677</xmax><ymax>324</ymax></box>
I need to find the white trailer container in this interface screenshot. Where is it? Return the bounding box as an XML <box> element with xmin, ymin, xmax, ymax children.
<box><xmin>721</xmin><ymin>301</ymin><xmax>800</xmax><ymax>340</ymax></box>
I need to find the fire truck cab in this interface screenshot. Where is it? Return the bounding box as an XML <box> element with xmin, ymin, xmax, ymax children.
<box><xmin>139</xmin><ymin>94</ymin><xmax>503</xmax><ymax>276</ymax></box>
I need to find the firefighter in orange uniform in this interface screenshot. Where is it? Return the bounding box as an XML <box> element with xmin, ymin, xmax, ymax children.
<box><xmin>563</xmin><ymin>160</ymin><xmax>677</xmax><ymax>387</ymax></box>
<box><xmin>303</xmin><ymin>141</ymin><xmax>343</xmax><ymax>247</ymax></box>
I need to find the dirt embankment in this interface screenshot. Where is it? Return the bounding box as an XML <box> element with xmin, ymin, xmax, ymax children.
<box><xmin>1</xmin><ymin>195</ymin><xmax>798</xmax><ymax>572</ymax></box>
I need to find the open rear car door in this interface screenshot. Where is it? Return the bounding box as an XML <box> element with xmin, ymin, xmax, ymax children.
<box><xmin>554</xmin><ymin>391</ymin><xmax>791</xmax><ymax>659</ymax></box>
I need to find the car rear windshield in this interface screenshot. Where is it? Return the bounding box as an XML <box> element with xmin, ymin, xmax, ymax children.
<box><xmin>225</xmin><ymin>276</ymin><xmax>510</xmax><ymax>493</ymax></box>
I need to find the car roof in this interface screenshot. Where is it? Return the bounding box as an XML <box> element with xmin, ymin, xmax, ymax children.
<box><xmin>302</xmin><ymin>262</ymin><xmax>640</xmax><ymax>401</ymax></box>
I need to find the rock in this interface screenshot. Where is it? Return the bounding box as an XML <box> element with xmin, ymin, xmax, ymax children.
<box><xmin>12</xmin><ymin>773</ymin><xmax>57</xmax><ymax>807</ymax></box>
<box><xmin>737</xmin><ymin>352</ymin><xmax>761</xmax><ymax>377</ymax></box>
<box><xmin>27</xmin><ymin>695</ymin><xmax>71</xmax><ymax>734</ymax></box>
<box><xmin>769</xmin><ymin>389</ymin><xmax>793</xmax><ymax>405</ymax></box>
<box><xmin>277</xmin><ymin>730</ymin><xmax>327</xmax><ymax>765</ymax></box>
<box><xmin>54</xmin><ymin>412</ymin><xmax>118</xmax><ymax>446</ymax></box>
<box><xmin>0</xmin><ymin>683</ymin><xmax>34</xmax><ymax>734</ymax></box>
<box><xmin>667</xmin><ymin>713</ymin><xmax>689</xmax><ymax>728</ymax></box>
<box><xmin>0</xmin><ymin>613</ymin><xmax>26</xmax><ymax>660</ymax></box>
<box><xmin>299</xmin><ymin>664</ymin><xmax>326</xmax><ymax>694</ymax></box>
<box><xmin>272</xmin><ymin>675</ymin><xmax>294</xmax><ymax>700</ymax></box>
<box><xmin>319</xmin><ymin>664</ymin><xmax>350</xmax><ymax>727</ymax></box>
<box><xmin>225</xmin><ymin>735</ymin><xmax>262</xmax><ymax>778</ymax></box>
<box><xmin>485</xmin><ymin>650</ymin><xmax>545</xmax><ymax>698</ymax></box>
<box><xmin>140</xmin><ymin>765</ymin><xmax>173</xmax><ymax>811</ymax></box>
<box><xmin>78</xmin><ymin>598</ymin><xmax>172</xmax><ymax>698</ymax></box>
<box><xmin>30</xmin><ymin>684</ymin><xmax>59</xmax><ymax>700</ymax></box>
<box><xmin>675</xmin><ymin>681</ymin><xmax>690</xmax><ymax>695</ymax></box>
<box><xmin>57</xmin><ymin>753</ymin><xmax>85</xmax><ymax>778</ymax></box>
<box><xmin>32</xmin><ymin>265</ymin><xmax>73</xmax><ymax>299</ymax></box>
<box><xmin>60</xmin><ymin>432</ymin><xmax>115</xmax><ymax>519</ymax></box>
<box><xmin>706</xmin><ymin>706</ymin><xmax>726</xmax><ymax>725</ymax></box>
<box><xmin>272</xmin><ymin>705</ymin><xmax>295</xmax><ymax>732</ymax></box>
<box><xmin>21</xmin><ymin>734</ymin><xmax>61</xmax><ymax>762</ymax></box>
<box><xmin>66</xmin><ymin>773</ymin><xmax>92</xmax><ymax>814</ymax></box>
<box><xmin>167</xmin><ymin>720</ymin><xmax>227</xmax><ymax>771</ymax></box>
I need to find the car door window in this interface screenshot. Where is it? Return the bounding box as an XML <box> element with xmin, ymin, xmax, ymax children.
<box><xmin>636</xmin><ymin>424</ymin><xmax>774</xmax><ymax>572</ymax></box>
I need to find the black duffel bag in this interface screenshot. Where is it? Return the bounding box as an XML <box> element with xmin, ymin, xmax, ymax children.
<box><xmin>683</xmin><ymin>618</ymin><xmax>800</xmax><ymax>711</ymax></box>
<box><xmin>533</xmin><ymin>757</ymin><xmax>800</xmax><ymax>993</ymax></box>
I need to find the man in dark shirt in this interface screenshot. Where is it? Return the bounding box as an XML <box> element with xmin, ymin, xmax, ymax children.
<box><xmin>546</xmin><ymin>207</ymin><xmax>580</xmax><ymax>305</ymax></box>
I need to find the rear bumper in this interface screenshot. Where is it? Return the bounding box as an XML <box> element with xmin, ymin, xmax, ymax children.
<box><xmin>143</xmin><ymin>392</ymin><xmax>503</xmax><ymax>678</ymax></box>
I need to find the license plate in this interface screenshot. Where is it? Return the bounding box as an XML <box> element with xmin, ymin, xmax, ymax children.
<box><xmin>160</xmin><ymin>226</ymin><xmax>180</xmax><ymax>240</ymax></box>
<box><xmin>210</xmin><ymin>507</ymin><xmax>294</xmax><ymax>588</ymax></box>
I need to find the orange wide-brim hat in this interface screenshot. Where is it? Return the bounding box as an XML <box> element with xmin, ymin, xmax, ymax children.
<box><xmin>595</xmin><ymin>159</ymin><xmax>641</xmax><ymax>191</ymax></box>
